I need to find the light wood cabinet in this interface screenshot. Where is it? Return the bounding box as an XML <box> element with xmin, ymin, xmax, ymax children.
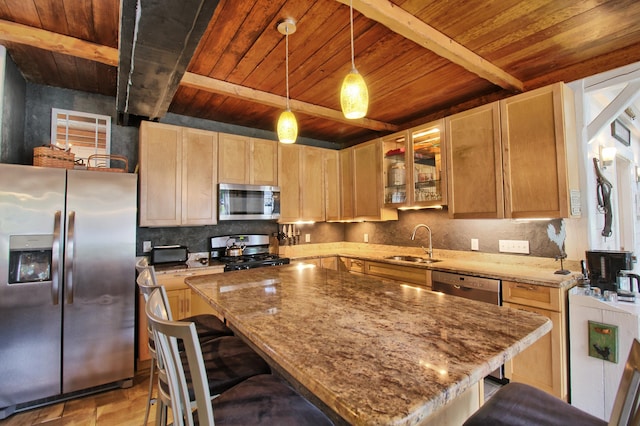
<box><xmin>503</xmin><ymin>280</ymin><xmax>568</xmax><ymax>401</ymax></box>
<box><xmin>352</xmin><ymin>140</ymin><xmax>398</xmax><ymax>221</ymax></box>
<box><xmin>446</xmin><ymin>82</ymin><xmax>578</xmax><ymax>219</ymax></box>
<box><xmin>320</xmin><ymin>256</ymin><xmax>338</xmax><ymax>270</ymax></box>
<box><xmin>218</xmin><ymin>134</ymin><xmax>278</xmax><ymax>185</ymax></box>
<box><xmin>139</xmin><ymin>121</ymin><xmax>218</xmax><ymax>226</ymax></box>
<box><xmin>446</xmin><ymin>103</ymin><xmax>503</xmax><ymax>219</ymax></box>
<box><xmin>501</xmin><ymin>82</ymin><xmax>578</xmax><ymax>219</ymax></box>
<box><xmin>324</xmin><ymin>150</ymin><xmax>341</xmax><ymax>221</ymax></box>
<box><xmin>278</xmin><ymin>144</ymin><xmax>326</xmax><ymax>222</ymax></box>
<box><xmin>339</xmin><ymin>148</ymin><xmax>354</xmax><ymax>220</ymax></box>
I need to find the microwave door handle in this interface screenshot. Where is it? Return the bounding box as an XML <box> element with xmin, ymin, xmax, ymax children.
<box><xmin>65</xmin><ymin>211</ymin><xmax>76</xmax><ymax>304</ymax></box>
<box><xmin>51</xmin><ymin>210</ymin><xmax>62</xmax><ymax>305</ymax></box>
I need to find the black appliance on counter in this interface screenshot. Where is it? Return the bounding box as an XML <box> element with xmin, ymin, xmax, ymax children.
<box><xmin>585</xmin><ymin>250</ymin><xmax>639</xmax><ymax>295</ymax></box>
<box><xmin>210</xmin><ymin>234</ymin><xmax>290</xmax><ymax>272</ymax></box>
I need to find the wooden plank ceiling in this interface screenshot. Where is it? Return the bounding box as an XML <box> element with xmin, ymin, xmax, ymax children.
<box><xmin>0</xmin><ymin>0</ymin><xmax>640</xmax><ymax>147</ymax></box>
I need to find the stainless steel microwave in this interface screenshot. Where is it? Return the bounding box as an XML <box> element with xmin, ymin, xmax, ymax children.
<box><xmin>218</xmin><ymin>183</ymin><xmax>280</xmax><ymax>220</ymax></box>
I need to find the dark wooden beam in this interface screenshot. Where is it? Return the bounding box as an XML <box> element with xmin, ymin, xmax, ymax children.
<box><xmin>117</xmin><ymin>0</ymin><xmax>220</xmax><ymax>119</ymax></box>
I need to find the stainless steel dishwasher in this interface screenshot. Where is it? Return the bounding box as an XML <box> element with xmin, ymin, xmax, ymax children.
<box><xmin>431</xmin><ymin>270</ymin><xmax>504</xmax><ymax>380</ymax></box>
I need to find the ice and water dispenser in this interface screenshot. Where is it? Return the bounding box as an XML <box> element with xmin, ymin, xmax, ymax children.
<box><xmin>8</xmin><ymin>235</ymin><xmax>53</xmax><ymax>284</ymax></box>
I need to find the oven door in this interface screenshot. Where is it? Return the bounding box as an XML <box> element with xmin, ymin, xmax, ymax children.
<box><xmin>218</xmin><ymin>183</ymin><xmax>280</xmax><ymax>220</ymax></box>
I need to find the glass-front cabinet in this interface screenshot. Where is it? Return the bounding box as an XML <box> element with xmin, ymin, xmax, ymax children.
<box><xmin>382</xmin><ymin>120</ymin><xmax>446</xmax><ymax>208</ymax></box>
<box><xmin>410</xmin><ymin>120</ymin><xmax>446</xmax><ymax>207</ymax></box>
<box><xmin>382</xmin><ymin>131</ymin><xmax>409</xmax><ymax>206</ymax></box>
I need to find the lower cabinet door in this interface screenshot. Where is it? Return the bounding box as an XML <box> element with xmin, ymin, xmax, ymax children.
<box><xmin>503</xmin><ymin>302</ymin><xmax>566</xmax><ymax>401</ymax></box>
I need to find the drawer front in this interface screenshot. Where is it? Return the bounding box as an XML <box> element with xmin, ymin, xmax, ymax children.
<box><xmin>364</xmin><ymin>261</ymin><xmax>428</xmax><ymax>286</ymax></box>
<box><xmin>502</xmin><ymin>280</ymin><xmax>561</xmax><ymax>311</ymax></box>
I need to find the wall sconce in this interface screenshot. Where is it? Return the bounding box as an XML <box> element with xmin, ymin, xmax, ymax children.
<box><xmin>599</xmin><ymin>145</ymin><xmax>616</xmax><ymax>168</ymax></box>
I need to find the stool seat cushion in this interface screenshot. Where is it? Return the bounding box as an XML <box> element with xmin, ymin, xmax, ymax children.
<box><xmin>184</xmin><ymin>314</ymin><xmax>233</xmax><ymax>340</ymax></box>
<box><xmin>160</xmin><ymin>336</ymin><xmax>271</xmax><ymax>399</ymax></box>
<box><xmin>211</xmin><ymin>374</ymin><xmax>333</xmax><ymax>426</ymax></box>
<box><xmin>464</xmin><ymin>383</ymin><xmax>607</xmax><ymax>426</ymax></box>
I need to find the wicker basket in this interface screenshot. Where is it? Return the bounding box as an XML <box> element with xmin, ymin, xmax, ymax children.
<box><xmin>33</xmin><ymin>145</ymin><xmax>75</xmax><ymax>169</ymax></box>
<box><xmin>87</xmin><ymin>154</ymin><xmax>128</xmax><ymax>173</ymax></box>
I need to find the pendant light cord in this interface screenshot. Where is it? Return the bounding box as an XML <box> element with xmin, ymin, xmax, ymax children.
<box><xmin>285</xmin><ymin>26</ymin><xmax>290</xmax><ymax>110</ymax></box>
<box><xmin>349</xmin><ymin>0</ymin><xmax>355</xmax><ymax>70</ymax></box>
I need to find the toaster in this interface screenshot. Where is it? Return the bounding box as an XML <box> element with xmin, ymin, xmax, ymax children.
<box><xmin>150</xmin><ymin>245</ymin><xmax>189</xmax><ymax>265</ymax></box>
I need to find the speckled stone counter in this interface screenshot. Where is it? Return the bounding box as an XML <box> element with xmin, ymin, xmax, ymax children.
<box><xmin>186</xmin><ymin>264</ymin><xmax>551</xmax><ymax>425</ymax></box>
<box><xmin>280</xmin><ymin>242</ymin><xmax>582</xmax><ymax>288</ymax></box>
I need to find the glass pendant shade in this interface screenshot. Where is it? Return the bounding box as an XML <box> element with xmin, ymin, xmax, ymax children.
<box><xmin>277</xmin><ymin>108</ymin><xmax>298</xmax><ymax>144</ymax></box>
<box><xmin>341</xmin><ymin>69</ymin><xmax>368</xmax><ymax>119</ymax></box>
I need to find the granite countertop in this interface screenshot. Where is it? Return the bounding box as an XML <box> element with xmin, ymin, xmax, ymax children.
<box><xmin>280</xmin><ymin>243</ymin><xmax>582</xmax><ymax>289</ymax></box>
<box><xmin>187</xmin><ymin>265</ymin><xmax>551</xmax><ymax>425</ymax></box>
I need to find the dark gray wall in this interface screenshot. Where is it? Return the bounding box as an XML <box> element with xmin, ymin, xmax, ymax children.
<box><xmin>16</xmin><ymin>83</ymin><xmax>565</xmax><ymax>259</ymax></box>
<box><xmin>344</xmin><ymin>209</ymin><xmax>566</xmax><ymax>258</ymax></box>
<box><xmin>1</xmin><ymin>50</ymin><xmax>26</xmax><ymax>163</ymax></box>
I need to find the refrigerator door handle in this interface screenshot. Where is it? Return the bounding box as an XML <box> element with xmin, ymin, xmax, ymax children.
<box><xmin>65</xmin><ymin>211</ymin><xmax>76</xmax><ymax>304</ymax></box>
<box><xmin>51</xmin><ymin>210</ymin><xmax>62</xmax><ymax>305</ymax></box>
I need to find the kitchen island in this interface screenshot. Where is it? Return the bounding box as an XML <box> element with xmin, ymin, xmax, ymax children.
<box><xmin>186</xmin><ymin>264</ymin><xmax>551</xmax><ymax>425</ymax></box>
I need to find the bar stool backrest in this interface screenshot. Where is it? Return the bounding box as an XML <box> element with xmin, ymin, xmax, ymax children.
<box><xmin>146</xmin><ymin>288</ymin><xmax>215</xmax><ymax>426</ymax></box>
<box><xmin>609</xmin><ymin>338</ymin><xmax>640</xmax><ymax>425</ymax></box>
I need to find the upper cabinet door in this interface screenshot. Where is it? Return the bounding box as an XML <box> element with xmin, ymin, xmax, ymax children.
<box><xmin>139</xmin><ymin>121</ymin><xmax>182</xmax><ymax>226</ymax></box>
<box><xmin>501</xmin><ymin>83</ymin><xmax>578</xmax><ymax>219</ymax></box>
<box><xmin>182</xmin><ymin>128</ymin><xmax>218</xmax><ymax>225</ymax></box>
<box><xmin>324</xmin><ymin>150</ymin><xmax>341</xmax><ymax>222</ymax></box>
<box><xmin>278</xmin><ymin>143</ymin><xmax>301</xmax><ymax>222</ymax></box>
<box><xmin>250</xmin><ymin>138</ymin><xmax>278</xmax><ymax>186</ymax></box>
<box><xmin>218</xmin><ymin>133</ymin><xmax>250</xmax><ymax>184</ymax></box>
<box><xmin>339</xmin><ymin>148</ymin><xmax>354</xmax><ymax>221</ymax></box>
<box><xmin>446</xmin><ymin>103</ymin><xmax>504</xmax><ymax>219</ymax></box>
<box><xmin>382</xmin><ymin>131</ymin><xmax>409</xmax><ymax>207</ymax></box>
<box><xmin>409</xmin><ymin>120</ymin><xmax>446</xmax><ymax>208</ymax></box>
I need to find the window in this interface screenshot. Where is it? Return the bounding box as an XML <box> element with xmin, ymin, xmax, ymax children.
<box><xmin>51</xmin><ymin>108</ymin><xmax>111</xmax><ymax>165</ymax></box>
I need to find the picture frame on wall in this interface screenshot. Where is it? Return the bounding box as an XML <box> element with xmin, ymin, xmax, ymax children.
<box><xmin>611</xmin><ymin>119</ymin><xmax>631</xmax><ymax>146</ymax></box>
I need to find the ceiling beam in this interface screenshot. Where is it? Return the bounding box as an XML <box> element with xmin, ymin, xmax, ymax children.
<box><xmin>117</xmin><ymin>0</ymin><xmax>220</xmax><ymax>119</ymax></box>
<box><xmin>586</xmin><ymin>80</ymin><xmax>640</xmax><ymax>141</ymax></box>
<box><xmin>0</xmin><ymin>19</ymin><xmax>398</xmax><ymax>132</ymax></box>
<box><xmin>181</xmin><ymin>72</ymin><xmax>400</xmax><ymax>132</ymax></box>
<box><xmin>0</xmin><ymin>19</ymin><xmax>118</xmax><ymax>66</ymax></box>
<box><xmin>336</xmin><ymin>0</ymin><xmax>524</xmax><ymax>93</ymax></box>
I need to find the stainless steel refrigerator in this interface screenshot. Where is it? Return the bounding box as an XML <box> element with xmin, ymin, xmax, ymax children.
<box><xmin>0</xmin><ymin>163</ymin><xmax>137</xmax><ymax>418</ymax></box>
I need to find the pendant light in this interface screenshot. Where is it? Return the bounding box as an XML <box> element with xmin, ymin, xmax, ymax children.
<box><xmin>277</xmin><ymin>19</ymin><xmax>297</xmax><ymax>144</ymax></box>
<box><xmin>340</xmin><ymin>0</ymin><xmax>368</xmax><ymax>119</ymax></box>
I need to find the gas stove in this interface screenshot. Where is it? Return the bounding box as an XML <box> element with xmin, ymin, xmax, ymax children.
<box><xmin>209</xmin><ymin>234</ymin><xmax>290</xmax><ymax>272</ymax></box>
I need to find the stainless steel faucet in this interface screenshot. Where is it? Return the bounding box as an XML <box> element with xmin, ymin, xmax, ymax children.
<box><xmin>410</xmin><ymin>224</ymin><xmax>433</xmax><ymax>259</ymax></box>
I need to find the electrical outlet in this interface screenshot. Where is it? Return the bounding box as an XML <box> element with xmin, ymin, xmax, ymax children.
<box><xmin>498</xmin><ymin>239</ymin><xmax>529</xmax><ymax>254</ymax></box>
<box><xmin>143</xmin><ymin>241</ymin><xmax>152</xmax><ymax>252</ymax></box>
<box><xmin>305</xmin><ymin>234</ymin><xmax>311</xmax><ymax>243</ymax></box>
<box><xmin>471</xmin><ymin>238</ymin><xmax>479</xmax><ymax>251</ymax></box>
<box><xmin>364</xmin><ymin>233</ymin><xmax>369</xmax><ymax>243</ymax></box>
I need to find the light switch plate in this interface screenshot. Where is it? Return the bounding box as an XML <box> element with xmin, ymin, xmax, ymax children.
<box><xmin>305</xmin><ymin>234</ymin><xmax>311</xmax><ymax>243</ymax></box>
<box><xmin>471</xmin><ymin>238</ymin><xmax>479</xmax><ymax>251</ymax></box>
<box><xmin>143</xmin><ymin>241</ymin><xmax>152</xmax><ymax>252</ymax></box>
<box><xmin>364</xmin><ymin>233</ymin><xmax>369</xmax><ymax>243</ymax></box>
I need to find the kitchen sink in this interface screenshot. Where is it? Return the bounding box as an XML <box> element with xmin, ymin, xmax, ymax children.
<box><xmin>384</xmin><ymin>255</ymin><xmax>441</xmax><ymax>264</ymax></box>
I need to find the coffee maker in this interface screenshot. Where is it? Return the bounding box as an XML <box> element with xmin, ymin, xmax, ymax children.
<box><xmin>586</xmin><ymin>250</ymin><xmax>639</xmax><ymax>298</ymax></box>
